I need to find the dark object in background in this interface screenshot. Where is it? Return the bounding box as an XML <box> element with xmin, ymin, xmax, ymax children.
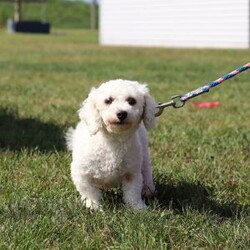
<box><xmin>14</xmin><ymin>20</ymin><xmax>50</xmax><ymax>33</ymax></box>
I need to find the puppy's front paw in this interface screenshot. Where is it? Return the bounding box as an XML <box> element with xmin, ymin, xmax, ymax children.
<box><xmin>82</xmin><ymin>198</ymin><xmax>101</xmax><ymax>210</ymax></box>
<box><xmin>131</xmin><ymin>200</ymin><xmax>147</xmax><ymax>210</ymax></box>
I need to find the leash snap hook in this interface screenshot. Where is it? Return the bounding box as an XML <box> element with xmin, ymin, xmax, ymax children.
<box><xmin>171</xmin><ymin>95</ymin><xmax>185</xmax><ymax>108</ymax></box>
<box><xmin>155</xmin><ymin>95</ymin><xmax>185</xmax><ymax>117</ymax></box>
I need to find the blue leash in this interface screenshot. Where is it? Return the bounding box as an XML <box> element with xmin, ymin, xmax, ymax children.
<box><xmin>155</xmin><ymin>62</ymin><xmax>250</xmax><ymax>117</ymax></box>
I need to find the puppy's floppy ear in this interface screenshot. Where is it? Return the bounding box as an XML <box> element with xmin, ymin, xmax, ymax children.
<box><xmin>78</xmin><ymin>87</ymin><xmax>102</xmax><ymax>135</ymax></box>
<box><xmin>140</xmin><ymin>84</ymin><xmax>156</xmax><ymax>130</ymax></box>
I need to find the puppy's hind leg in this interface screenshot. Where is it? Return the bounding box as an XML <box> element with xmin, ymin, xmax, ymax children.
<box><xmin>139</xmin><ymin>127</ymin><xmax>155</xmax><ymax>198</ymax></box>
<box><xmin>141</xmin><ymin>149</ymin><xmax>155</xmax><ymax>198</ymax></box>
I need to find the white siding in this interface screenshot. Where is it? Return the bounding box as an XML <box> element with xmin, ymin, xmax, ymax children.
<box><xmin>100</xmin><ymin>0</ymin><xmax>250</xmax><ymax>49</ymax></box>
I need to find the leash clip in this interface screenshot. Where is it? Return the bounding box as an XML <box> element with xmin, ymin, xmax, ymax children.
<box><xmin>155</xmin><ymin>95</ymin><xmax>185</xmax><ymax>117</ymax></box>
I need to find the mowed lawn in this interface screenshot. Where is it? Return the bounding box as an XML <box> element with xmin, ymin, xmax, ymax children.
<box><xmin>0</xmin><ymin>30</ymin><xmax>249</xmax><ymax>249</ymax></box>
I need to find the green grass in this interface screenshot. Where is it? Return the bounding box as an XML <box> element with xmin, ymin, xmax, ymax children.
<box><xmin>0</xmin><ymin>29</ymin><xmax>249</xmax><ymax>249</ymax></box>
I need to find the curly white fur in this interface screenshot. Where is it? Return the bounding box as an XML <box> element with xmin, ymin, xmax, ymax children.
<box><xmin>66</xmin><ymin>79</ymin><xmax>156</xmax><ymax>210</ymax></box>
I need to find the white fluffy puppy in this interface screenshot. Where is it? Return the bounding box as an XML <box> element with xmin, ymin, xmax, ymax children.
<box><xmin>66</xmin><ymin>79</ymin><xmax>156</xmax><ymax>210</ymax></box>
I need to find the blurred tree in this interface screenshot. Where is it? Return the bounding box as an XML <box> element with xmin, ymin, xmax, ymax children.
<box><xmin>90</xmin><ymin>0</ymin><xmax>97</xmax><ymax>30</ymax></box>
<box><xmin>14</xmin><ymin>0</ymin><xmax>21</xmax><ymax>21</ymax></box>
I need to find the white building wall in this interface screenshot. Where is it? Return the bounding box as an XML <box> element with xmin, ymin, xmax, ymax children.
<box><xmin>100</xmin><ymin>0</ymin><xmax>250</xmax><ymax>49</ymax></box>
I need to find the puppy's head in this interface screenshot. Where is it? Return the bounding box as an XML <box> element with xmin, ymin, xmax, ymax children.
<box><xmin>78</xmin><ymin>79</ymin><xmax>156</xmax><ymax>135</ymax></box>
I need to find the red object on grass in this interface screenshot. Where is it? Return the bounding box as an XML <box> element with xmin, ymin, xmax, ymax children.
<box><xmin>192</xmin><ymin>101</ymin><xmax>220</xmax><ymax>108</ymax></box>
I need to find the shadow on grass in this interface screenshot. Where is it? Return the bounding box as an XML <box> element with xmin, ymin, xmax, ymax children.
<box><xmin>155</xmin><ymin>180</ymin><xmax>248</xmax><ymax>219</ymax></box>
<box><xmin>88</xmin><ymin>181</ymin><xmax>248</xmax><ymax>220</ymax></box>
<box><xmin>0</xmin><ymin>107</ymin><xmax>65</xmax><ymax>152</ymax></box>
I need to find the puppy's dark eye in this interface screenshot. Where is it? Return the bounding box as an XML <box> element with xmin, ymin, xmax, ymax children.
<box><xmin>127</xmin><ymin>97</ymin><xmax>136</xmax><ymax>106</ymax></box>
<box><xmin>104</xmin><ymin>97</ymin><xmax>114</xmax><ymax>105</ymax></box>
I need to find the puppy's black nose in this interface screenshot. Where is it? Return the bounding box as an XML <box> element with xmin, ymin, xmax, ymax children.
<box><xmin>117</xmin><ymin>111</ymin><xmax>128</xmax><ymax>121</ymax></box>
